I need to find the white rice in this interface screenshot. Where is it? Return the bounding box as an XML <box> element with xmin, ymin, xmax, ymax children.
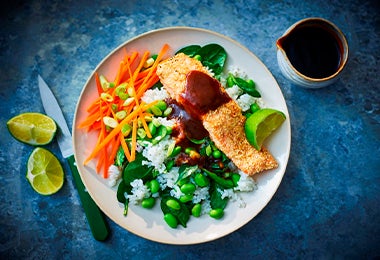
<box><xmin>234</xmin><ymin>171</ymin><xmax>258</xmax><ymax>192</ymax></box>
<box><xmin>192</xmin><ymin>187</ymin><xmax>210</xmax><ymax>204</ymax></box>
<box><xmin>127</xmin><ymin>179</ymin><xmax>151</xmax><ymax>205</ymax></box>
<box><xmin>142</xmin><ymin>136</ymin><xmax>175</xmax><ymax>173</ymax></box>
<box><xmin>225</xmin><ymin>85</ymin><xmax>243</xmax><ymax>101</ymax></box>
<box><xmin>141</xmin><ymin>88</ymin><xmax>169</xmax><ymax>103</ymax></box>
<box><xmin>107</xmin><ymin>165</ymin><xmax>121</xmax><ymax>187</ymax></box>
<box><xmin>219</xmin><ymin>188</ymin><xmax>246</xmax><ymax>208</ymax></box>
<box><xmin>236</xmin><ymin>93</ymin><xmax>257</xmax><ymax>112</ymax></box>
<box><xmin>156</xmin><ymin>167</ymin><xmax>179</xmax><ymax>190</ymax></box>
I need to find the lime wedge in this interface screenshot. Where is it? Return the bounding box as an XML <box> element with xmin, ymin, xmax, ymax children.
<box><xmin>7</xmin><ymin>112</ymin><xmax>57</xmax><ymax>145</ymax></box>
<box><xmin>26</xmin><ymin>147</ymin><xmax>64</xmax><ymax>195</ymax></box>
<box><xmin>245</xmin><ymin>108</ymin><xmax>286</xmax><ymax>150</ymax></box>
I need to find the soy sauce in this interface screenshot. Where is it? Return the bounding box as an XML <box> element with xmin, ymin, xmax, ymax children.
<box><xmin>280</xmin><ymin>25</ymin><xmax>342</xmax><ymax>79</ymax></box>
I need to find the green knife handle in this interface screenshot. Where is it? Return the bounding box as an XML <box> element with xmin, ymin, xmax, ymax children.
<box><xmin>67</xmin><ymin>155</ymin><xmax>109</xmax><ymax>241</ymax></box>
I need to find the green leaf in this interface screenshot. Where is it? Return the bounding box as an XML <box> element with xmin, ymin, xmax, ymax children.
<box><xmin>160</xmin><ymin>195</ymin><xmax>190</xmax><ymax>227</ymax></box>
<box><xmin>210</xmin><ymin>183</ymin><xmax>228</xmax><ymax>210</ymax></box>
<box><xmin>116</xmin><ymin>181</ymin><xmax>129</xmax><ymax>203</ymax></box>
<box><xmin>123</xmin><ymin>153</ymin><xmax>154</xmax><ymax>185</ymax></box>
<box><xmin>176</xmin><ymin>45</ymin><xmax>201</xmax><ymax>57</ymax></box>
<box><xmin>233</xmin><ymin>77</ymin><xmax>261</xmax><ymax>98</ymax></box>
<box><xmin>176</xmin><ymin>165</ymin><xmax>198</xmax><ymax>184</ymax></box>
<box><xmin>196</xmin><ymin>44</ymin><xmax>227</xmax><ymax>75</ymax></box>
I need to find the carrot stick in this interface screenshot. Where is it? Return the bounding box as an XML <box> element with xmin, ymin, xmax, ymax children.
<box><xmin>81</xmin><ymin>44</ymin><xmax>170</xmax><ymax>177</ymax></box>
<box><xmin>119</xmin><ymin>133</ymin><xmax>131</xmax><ymax>162</ymax></box>
<box><xmin>130</xmin><ymin>118</ymin><xmax>138</xmax><ymax>161</ymax></box>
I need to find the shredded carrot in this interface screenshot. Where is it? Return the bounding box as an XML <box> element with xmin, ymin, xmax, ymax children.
<box><xmin>80</xmin><ymin>44</ymin><xmax>170</xmax><ymax>177</ymax></box>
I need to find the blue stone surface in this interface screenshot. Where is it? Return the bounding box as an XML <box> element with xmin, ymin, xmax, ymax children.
<box><xmin>0</xmin><ymin>0</ymin><xmax>379</xmax><ymax>258</ymax></box>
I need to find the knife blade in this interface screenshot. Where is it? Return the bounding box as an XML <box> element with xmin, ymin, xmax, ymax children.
<box><xmin>38</xmin><ymin>75</ymin><xmax>109</xmax><ymax>241</ymax></box>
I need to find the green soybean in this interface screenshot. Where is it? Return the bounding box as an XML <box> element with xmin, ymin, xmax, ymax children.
<box><xmin>156</xmin><ymin>100</ymin><xmax>167</xmax><ymax>111</ymax></box>
<box><xmin>180</xmin><ymin>183</ymin><xmax>196</xmax><ymax>194</ymax></box>
<box><xmin>163</xmin><ymin>107</ymin><xmax>173</xmax><ymax>117</ymax></box>
<box><xmin>166</xmin><ymin>199</ymin><xmax>181</xmax><ymax>210</ymax></box>
<box><xmin>212</xmin><ymin>150</ymin><xmax>222</xmax><ymax>159</ymax></box>
<box><xmin>150</xmin><ymin>105</ymin><xmax>162</xmax><ymax>116</ymax></box>
<box><xmin>164</xmin><ymin>213</ymin><xmax>178</xmax><ymax>228</ymax></box>
<box><xmin>250</xmin><ymin>103</ymin><xmax>260</xmax><ymax>114</ymax></box>
<box><xmin>148</xmin><ymin>121</ymin><xmax>157</xmax><ymax>136</ymax></box>
<box><xmin>232</xmin><ymin>173</ymin><xmax>241</xmax><ymax>187</ymax></box>
<box><xmin>194</xmin><ymin>173</ymin><xmax>209</xmax><ymax>187</ymax></box>
<box><xmin>166</xmin><ymin>160</ymin><xmax>175</xmax><ymax>171</ymax></box>
<box><xmin>141</xmin><ymin>197</ymin><xmax>155</xmax><ymax>209</ymax></box>
<box><xmin>170</xmin><ymin>146</ymin><xmax>181</xmax><ymax>157</ymax></box>
<box><xmin>179</xmin><ymin>194</ymin><xmax>193</xmax><ymax>203</ymax></box>
<box><xmin>191</xmin><ymin>204</ymin><xmax>202</xmax><ymax>217</ymax></box>
<box><xmin>209</xmin><ymin>208</ymin><xmax>224</xmax><ymax>219</ymax></box>
<box><xmin>149</xmin><ymin>179</ymin><xmax>160</xmax><ymax>193</ymax></box>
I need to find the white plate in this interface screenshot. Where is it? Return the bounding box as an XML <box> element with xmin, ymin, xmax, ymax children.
<box><xmin>73</xmin><ymin>27</ymin><xmax>291</xmax><ymax>245</ymax></box>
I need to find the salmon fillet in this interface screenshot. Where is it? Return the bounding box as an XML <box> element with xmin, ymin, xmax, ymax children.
<box><xmin>157</xmin><ymin>53</ymin><xmax>278</xmax><ymax>175</ymax></box>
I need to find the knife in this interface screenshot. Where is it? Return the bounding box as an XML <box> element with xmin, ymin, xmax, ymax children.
<box><xmin>38</xmin><ymin>75</ymin><xmax>109</xmax><ymax>241</ymax></box>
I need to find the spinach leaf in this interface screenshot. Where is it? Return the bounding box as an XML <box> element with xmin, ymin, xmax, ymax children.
<box><xmin>176</xmin><ymin>165</ymin><xmax>198</xmax><ymax>184</ymax></box>
<box><xmin>161</xmin><ymin>195</ymin><xmax>190</xmax><ymax>227</ymax></box>
<box><xmin>233</xmin><ymin>77</ymin><xmax>261</xmax><ymax>97</ymax></box>
<box><xmin>202</xmin><ymin>168</ymin><xmax>234</xmax><ymax>189</ymax></box>
<box><xmin>196</xmin><ymin>44</ymin><xmax>227</xmax><ymax>75</ymax></box>
<box><xmin>210</xmin><ymin>182</ymin><xmax>228</xmax><ymax>210</ymax></box>
<box><xmin>176</xmin><ymin>45</ymin><xmax>201</xmax><ymax>57</ymax></box>
<box><xmin>116</xmin><ymin>181</ymin><xmax>128</xmax><ymax>203</ymax></box>
<box><xmin>123</xmin><ymin>153</ymin><xmax>154</xmax><ymax>185</ymax></box>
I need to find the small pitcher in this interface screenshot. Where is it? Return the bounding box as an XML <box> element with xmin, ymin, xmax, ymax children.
<box><xmin>276</xmin><ymin>17</ymin><xmax>349</xmax><ymax>88</ymax></box>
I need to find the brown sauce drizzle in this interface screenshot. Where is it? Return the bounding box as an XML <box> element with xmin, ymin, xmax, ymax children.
<box><xmin>179</xmin><ymin>70</ymin><xmax>231</xmax><ymax>120</ymax></box>
<box><xmin>168</xmin><ymin>70</ymin><xmax>231</xmax><ymax>147</ymax></box>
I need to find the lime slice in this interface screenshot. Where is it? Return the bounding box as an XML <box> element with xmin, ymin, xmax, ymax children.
<box><xmin>7</xmin><ymin>112</ymin><xmax>57</xmax><ymax>145</ymax></box>
<box><xmin>26</xmin><ymin>147</ymin><xmax>64</xmax><ymax>195</ymax></box>
<box><xmin>245</xmin><ymin>108</ymin><xmax>286</xmax><ymax>150</ymax></box>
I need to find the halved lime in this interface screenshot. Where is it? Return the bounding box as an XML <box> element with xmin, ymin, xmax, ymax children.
<box><xmin>245</xmin><ymin>108</ymin><xmax>286</xmax><ymax>150</ymax></box>
<box><xmin>7</xmin><ymin>112</ymin><xmax>57</xmax><ymax>145</ymax></box>
<box><xmin>26</xmin><ymin>147</ymin><xmax>64</xmax><ymax>195</ymax></box>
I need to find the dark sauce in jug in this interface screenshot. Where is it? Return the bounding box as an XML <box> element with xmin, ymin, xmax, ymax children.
<box><xmin>280</xmin><ymin>25</ymin><xmax>342</xmax><ymax>79</ymax></box>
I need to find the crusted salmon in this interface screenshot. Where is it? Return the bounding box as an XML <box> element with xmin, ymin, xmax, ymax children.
<box><xmin>157</xmin><ymin>53</ymin><xmax>278</xmax><ymax>175</ymax></box>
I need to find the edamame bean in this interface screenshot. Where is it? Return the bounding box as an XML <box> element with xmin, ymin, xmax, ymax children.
<box><xmin>141</xmin><ymin>197</ymin><xmax>155</xmax><ymax>209</ymax></box>
<box><xmin>150</xmin><ymin>105</ymin><xmax>162</xmax><ymax>116</ymax></box>
<box><xmin>179</xmin><ymin>194</ymin><xmax>193</xmax><ymax>203</ymax></box>
<box><xmin>163</xmin><ymin>107</ymin><xmax>173</xmax><ymax>117</ymax></box>
<box><xmin>193</xmin><ymin>54</ymin><xmax>202</xmax><ymax>61</ymax></box>
<box><xmin>164</xmin><ymin>213</ymin><xmax>178</xmax><ymax>228</ymax></box>
<box><xmin>148</xmin><ymin>121</ymin><xmax>157</xmax><ymax>136</ymax></box>
<box><xmin>180</xmin><ymin>183</ymin><xmax>196</xmax><ymax>194</ymax></box>
<box><xmin>149</xmin><ymin>179</ymin><xmax>160</xmax><ymax>194</ymax></box>
<box><xmin>156</xmin><ymin>100</ymin><xmax>167</xmax><ymax>111</ymax></box>
<box><xmin>166</xmin><ymin>199</ymin><xmax>181</xmax><ymax>210</ymax></box>
<box><xmin>209</xmin><ymin>208</ymin><xmax>224</xmax><ymax>219</ymax></box>
<box><xmin>170</xmin><ymin>146</ymin><xmax>181</xmax><ymax>157</ymax></box>
<box><xmin>250</xmin><ymin>102</ymin><xmax>260</xmax><ymax>114</ymax></box>
<box><xmin>166</xmin><ymin>160</ymin><xmax>174</xmax><ymax>171</ymax></box>
<box><xmin>194</xmin><ymin>173</ymin><xmax>209</xmax><ymax>187</ymax></box>
<box><xmin>185</xmin><ymin>147</ymin><xmax>195</xmax><ymax>155</ymax></box>
<box><xmin>231</xmin><ymin>173</ymin><xmax>241</xmax><ymax>187</ymax></box>
<box><xmin>191</xmin><ymin>204</ymin><xmax>202</xmax><ymax>217</ymax></box>
<box><xmin>212</xmin><ymin>150</ymin><xmax>222</xmax><ymax>159</ymax></box>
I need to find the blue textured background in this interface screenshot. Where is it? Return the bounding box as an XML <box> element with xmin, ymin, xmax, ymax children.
<box><xmin>0</xmin><ymin>0</ymin><xmax>379</xmax><ymax>258</ymax></box>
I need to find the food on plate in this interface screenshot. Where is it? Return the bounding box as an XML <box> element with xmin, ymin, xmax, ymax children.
<box><xmin>79</xmin><ymin>43</ymin><xmax>286</xmax><ymax>228</ymax></box>
<box><xmin>157</xmin><ymin>53</ymin><xmax>278</xmax><ymax>175</ymax></box>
